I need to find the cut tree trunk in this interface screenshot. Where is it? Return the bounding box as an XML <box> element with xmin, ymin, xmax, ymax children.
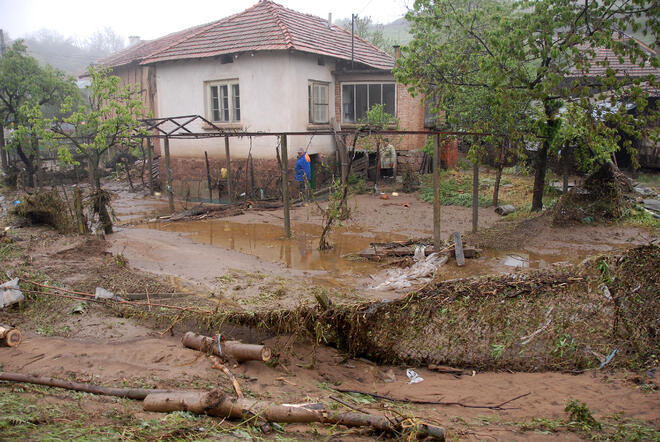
<box><xmin>0</xmin><ymin>325</ymin><xmax>22</xmax><ymax>347</ymax></box>
<box><xmin>181</xmin><ymin>332</ymin><xmax>272</xmax><ymax>363</ymax></box>
<box><xmin>143</xmin><ymin>390</ymin><xmax>445</xmax><ymax>439</ymax></box>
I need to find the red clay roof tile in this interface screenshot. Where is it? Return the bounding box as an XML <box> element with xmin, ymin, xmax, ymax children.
<box><xmin>136</xmin><ymin>1</ymin><xmax>394</xmax><ymax>69</ymax></box>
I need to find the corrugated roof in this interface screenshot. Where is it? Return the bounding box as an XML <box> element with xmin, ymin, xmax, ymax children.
<box><xmin>139</xmin><ymin>0</ymin><xmax>394</xmax><ymax>70</ymax></box>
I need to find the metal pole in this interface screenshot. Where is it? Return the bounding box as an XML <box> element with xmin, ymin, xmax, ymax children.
<box><xmin>280</xmin><ymin>134</ymin><xmax>291</xmax><ymax>239</ymax></box>
<box><xmin>433</xmin><ymin>134</ymin><xmax>442</xmax><ymax>250</ymax></box>
<box><xmin>351</xmin><ymin>14</ymin><xmax>355</xmax><ymax>69</ymax></box>
<box><xmin>225</xmin><ymin>136</ymin><xmax>232</xmax><ymax>202</ymax></box>
<box><xmin>164</xmin><ymin>136</ymin><xmax>174</xmax><ymax>213</ymax></box>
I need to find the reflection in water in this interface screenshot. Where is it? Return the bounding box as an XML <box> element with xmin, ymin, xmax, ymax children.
<box><xmin>141</xmin><ymin>220</ymin><xmax>406</xmax><ymax>276</ymax></box>
<box><xmin>139</xmin><ymin>219</ymin><xmax>615</xmax><ymax>284</ymax></box>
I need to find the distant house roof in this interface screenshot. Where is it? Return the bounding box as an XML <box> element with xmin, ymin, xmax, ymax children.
<box><xmin>568</xmin><ymin>37</ymin><xmax>659</xmax><ymax>93</ymax></box>
<box><xmin>95</xmin><ymin>0</ymin><xmax>394</xmax><ymax>72</ymax></box>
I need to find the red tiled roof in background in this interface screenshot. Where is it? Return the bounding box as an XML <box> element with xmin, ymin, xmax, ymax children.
<box><xmin>569</xmin><ymin>38</ymin><xmax>659</xmax><ymax>79</ymax></box>
<box><xmin>138</xmin><ymin>0</ymin><xmax>394</xmax><ymax>70</ymax></box>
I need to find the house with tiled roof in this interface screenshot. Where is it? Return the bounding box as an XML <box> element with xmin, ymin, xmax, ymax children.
<box><xmin>566</xmin><ymin>36</ymin><xmax>659</xmax><ymax>169</ymax></box>
<box><xmin>94</xmin><ymin>0</ymin><xmax>429</xmax><ymax>196</ymax></box>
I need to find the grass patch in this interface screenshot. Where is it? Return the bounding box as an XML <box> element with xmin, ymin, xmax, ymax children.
<box><xmin>418</xmin><ymin>169</ymin><xmax>552</xmax><ymax>209</ymax></box>
<box><xmin>0</xmin><ymin>385</ymin><xmax>265</xmax><ymax>441</ymax></box>
<box><xmin>516</xmin><ymin>401</ymin><xmax>659</xmax><ymax>441</ymax></box>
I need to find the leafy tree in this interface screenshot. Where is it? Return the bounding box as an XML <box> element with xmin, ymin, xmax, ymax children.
<box><xmin>0</xmin><ymin>41</ymin><xmax>77</xmax><ymax>185</ymax></box>
<box><xmin>49</xmin><ymin>66</ymin><xmax>146</xmax><ymax>233</ymax></box>
<box><xmin>84</xmin><ymin>27</ymin><xmax>126</xmax><ymax>58</ymax></box>
<box><xmin>336</xmin><ymin>15</ymin><xmax>397</xmax><ymax>55</ymax></box>
<box><xmin>396</xmin><ymin>0</ymin><xmax>659</xmax><ymax>211</ymax></box>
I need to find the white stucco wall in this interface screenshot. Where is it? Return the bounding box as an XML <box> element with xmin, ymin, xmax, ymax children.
<box><xmin>155</xmin><ymin>51</ymin><xmax>336</xmax><ymax>160</ymax></box>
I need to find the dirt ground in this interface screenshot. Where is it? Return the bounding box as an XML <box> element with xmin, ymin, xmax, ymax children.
<box><xmin>1</xmin><ymin>178</ymin><xmax>658</xmax><ymax>440</ymax></box>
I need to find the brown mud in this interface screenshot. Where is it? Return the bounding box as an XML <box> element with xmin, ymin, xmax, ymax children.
<box><xmin>1</xmin><ymin>181</ymin><xmax>658</xmax><ymax>440</ymax></box>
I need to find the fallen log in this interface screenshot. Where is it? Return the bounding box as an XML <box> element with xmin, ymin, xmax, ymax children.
<box><xmin>0</xmin><ymin>372</ymin><xmax>172</xmax><ymax>400</ymax></box>
<box><xmin>0</xmin><ymin>324</ymin><xmax>22</xmax><ymax>347</ymax></box>
<box><xmin>181</xmin><ymin>332</ymin><xmax>272</xmax><ymax>363</ymax></box>
<box><xmin>143</xmin><ymin>390</ymin><xmax>445</xmax><ymax>439</ymax></box>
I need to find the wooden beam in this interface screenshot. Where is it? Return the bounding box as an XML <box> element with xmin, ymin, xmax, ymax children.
<box><xmin>280</xmin><ymin>134</ymin><xmax>291</xmax><ymax>239</ymax></box>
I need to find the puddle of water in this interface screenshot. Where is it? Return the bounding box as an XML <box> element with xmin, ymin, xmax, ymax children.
<box><xmin>140</xmin><ymin>219</ymin><xmax>406</xmax><ymax>277</ymax></box>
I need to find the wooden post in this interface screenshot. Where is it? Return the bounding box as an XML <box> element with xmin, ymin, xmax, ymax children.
<box><xmin>147</xmin><ymin>138</ymin><xmax>154</xmax><ymax>195</ymax></box>
<box><xmin>0</xmin><ymin>126</ymin><xmax>7</xmax><ymax>171</ymax></box>
<box><xmin>453</xmin><ymin>232</ymin><xmax>465</xmax><ymax>266</ymax></box>
<box><xmin>204</xmin><ymin>151</ymin><xmax>213</xmax><ymax>201</ymax></box>
<box><xmin>164</xmin><ymin>136</ymin><xmax>174</xmax><ymax>213</ymax></box>
<box><xmin>472</xmin><ymin>161</ymin><xmax>479</xmax><ymax>233</ymax></box>
<box><xmin>73</xmin><ymin>186</ymin><xmax>89</xmax><ymax>234</ymax></box>
<box><xmin>280</xmin><ymin>135</ymin><xmax>291</xmax><ymax>239</ymax></box>
<box><xmin>433</xmin><ymin>134</ymin><xmax>442</xmax><ymax>250</ymax></box>
<box><xmin>225</xmin><ymin>136</ymin><xmax>232</xmax><ymax>202</ymax></box>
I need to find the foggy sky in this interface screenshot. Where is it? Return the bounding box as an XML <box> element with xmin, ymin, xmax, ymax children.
<box><xmin>0</xmin><ymin>0</ymin><xmax>410</xmax><ymax>42</ymax></box>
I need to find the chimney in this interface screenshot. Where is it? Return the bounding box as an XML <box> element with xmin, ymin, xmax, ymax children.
<box><xmin>128</xmin><ymin>36</ymin><xmax>141</xmax><ymax>46</ymax></box>
<box><xmin>393</xmin><ymin>45</ymin><xmax>401</xmax><ymax>59</ymax></box>
<box><xmin>327</xmin><ymin>13</ymin><xmax>332</xmax><ymax>28</ymax></box>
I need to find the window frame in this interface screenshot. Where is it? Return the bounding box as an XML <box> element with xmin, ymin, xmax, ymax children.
<box><xmin>340</xmin><ymin>81</ymin><xmax>397</xmax><ymax>124</ymax></box>
<box><xmin>308</xmin><ymin>80</ymin><xmax>330</xmax><ymax>125</ymax></box>
<box><xmin>205</xmin><ymin>79</ymin><xmax>241</xmax><ymax>124</ymax></box>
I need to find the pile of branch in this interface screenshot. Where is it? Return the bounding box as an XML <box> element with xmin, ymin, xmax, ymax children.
<box><xmin>357</xmin><ymin>238</ymin><xmax>480</xmax><ymax>262</ymax></box>
<box><xmin>167</xmin><ymin>203</ymin><xmax>244</xmax><ymax>221</ymax></box>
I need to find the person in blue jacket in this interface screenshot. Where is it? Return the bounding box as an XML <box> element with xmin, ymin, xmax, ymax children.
<box><xmin>295</xmin><ymin>147</ymin><xmax>311</xmax><ymax>201</ymax></box>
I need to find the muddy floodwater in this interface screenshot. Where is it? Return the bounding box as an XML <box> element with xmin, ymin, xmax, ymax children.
<box><xmin>137</xmin><ymin>218</ymin><xmax>635</xmax><ymax>291</ymax></box>
<box><xmin>140</xmin><ymin>219</ymin><xmax>407</xmax><ymax>278</ymax></box>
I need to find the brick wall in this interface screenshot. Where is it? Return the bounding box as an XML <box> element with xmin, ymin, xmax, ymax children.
<box><xmin>333</xmin><ymin>81</ymin><xmax>430</xmax><ymax>154</ymax></box>
<box><xmin>396</xmin><ymin>84</ymin><xmax>428</xmax><ymax>151</ymax></box>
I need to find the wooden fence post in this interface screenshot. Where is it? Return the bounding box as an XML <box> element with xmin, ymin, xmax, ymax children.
<box><xmin>204</xmin><ymin>151</ymin><xmax>213</xmax><ymax>201</ymax></box>
<box><xmin>280</xmin><ymin>135</ymin><xmax>291</xmax><ymax>239</ymax></box>
<box><xmin>225</xmin><ymin>136</ymin><xmax>232</xmax><ymax>203</ymax></box>
<box><xmin>433</xmin><ymin>134</ymin><xmax>442</xmax><ymax>250</ymax></box>
<box><xmin>164</xmin><ymin>136</ymin><xmax>174</xmax><ymax>213</ymax></box>
<box><xmin>472</xmin><ymin>161</ymin><xmax>479</xmax><ymax>233</ymax></box>
<box><xmin>147</xmin><ymin>138</ymin><xmax>154</xmax><ymax>195</ymax></box>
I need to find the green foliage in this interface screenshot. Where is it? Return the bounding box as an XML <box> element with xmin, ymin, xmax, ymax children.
<box><xmin>0</xmin><ymin>41</ymin><xmax>77</xmax><ymax>178</ymax></box>
<box><xmin>49</xmin><ymin>66</ymin><xmax>147</xmax><ymax>190</ymax></box>
<box><xmin>335</xmin><ymin>15</ymin><xmax>398</xmax><ymax>55</ymax></box>
<box><xmin>356</xmin><ymin>103</ymin><xmax>400</xmax><ymax>153</ymax></box>
<box><xmin>396</xmin><ymin>0</ymin><xmax>659</xmax><ymax>209</ymax></box>
<box><xmin>420</xmin><ymin>172</ymin><xmax>493</xmax><ymax>207</ymax></box>
<box><xmin>565</xmin><ymin>399</ymin><xmax>601</xmax><ymax>431</ymax></box>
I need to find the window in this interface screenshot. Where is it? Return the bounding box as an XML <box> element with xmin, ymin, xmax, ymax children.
<box><xmin>207</xmin><ymin>80</ymin><xmax>240</xmax><ymax>123</ymax></box>
<box><xmin>341</xmin><ymin>82</ymin><xmax>396</xmax><ymax>123</ymax></box>
<box><xmin>308</xmin><ymin>81</ymin><xmax>329</xmax><ymax>124</ymax></box>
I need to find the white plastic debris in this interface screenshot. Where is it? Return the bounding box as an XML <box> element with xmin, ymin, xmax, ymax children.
<box><xmin>374</xmin><ymin>252</ymin><xmax>449</xmax><ymax>290</ymax></box>
<box><xmin>406</xmin><ymin>368</ymin><xmax>424</xmax><ymax>384</ymax></box>
<box><xmin>95</xmin><ymin>287</ymin><xmax>117</xmax><ymax>300</ymax></box>
<box><xmin>0</xmin><ymin>278</ymin><xmax>24</xmax><ymax>309</ymax></box>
